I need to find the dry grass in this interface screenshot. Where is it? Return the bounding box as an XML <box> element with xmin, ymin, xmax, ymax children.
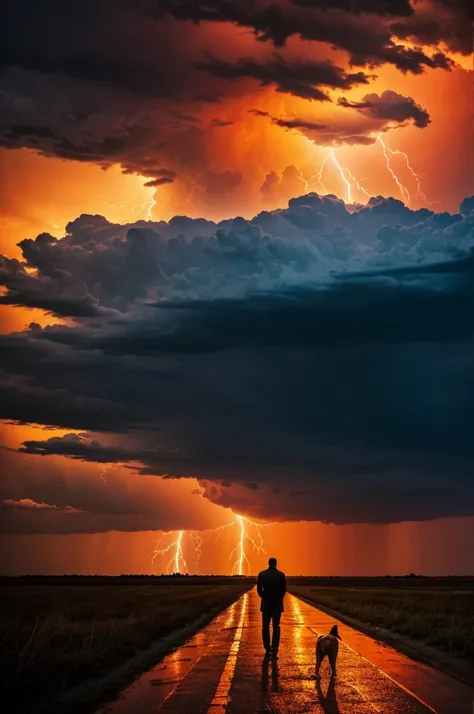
<box><xmin>289</xmin><ymin>583</ymin><xmax>474</xmax><ymax>659</ymax></box>
<box><xmin>0</xmin><ymin>579</ymin><xmax>250</xmax><ymax>713</ymax></box>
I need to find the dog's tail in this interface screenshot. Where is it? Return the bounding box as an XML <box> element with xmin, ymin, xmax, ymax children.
<box><xmin>329</xmin><ymin>624</ymin><xmax>342</xmax><ymax>640</ymax></box>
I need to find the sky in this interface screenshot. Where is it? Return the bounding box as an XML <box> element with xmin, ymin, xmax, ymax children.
<box><xmin>0</xmin><ymin>0</ymin><xmax>473</xmax><ymax>576</ymax></box>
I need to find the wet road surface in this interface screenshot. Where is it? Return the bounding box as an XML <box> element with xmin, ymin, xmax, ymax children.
<box><xmin>100</xmin><ymin>589</ymin><xmax>472</xmax><ymax>714</ymax></box>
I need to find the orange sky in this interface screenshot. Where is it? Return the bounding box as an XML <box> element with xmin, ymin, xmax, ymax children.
<box><xmin>1</xmin><ymin>57</ymin><xmax>471</xmax><ymax>338</ymax></box>
<box><xmin>1</xmin><ymin>0</ymin><xmax>473</xmax><ymax>576</ymax></box>
<box><xmin>2</xmin><ymin>421</ymin><xmax>474</xmax><ymax>576</ymax></box>
<box><xmin>2</xmin><ymin>518</ymin><xmax>474</xmax><ymax>576</ymax></box>
<box><xmin>1</xmin><ymin>62</ymin><xmax>472</xmax><ymax>268</ymax></box>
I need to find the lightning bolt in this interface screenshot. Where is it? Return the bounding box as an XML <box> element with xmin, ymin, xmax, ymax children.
<box><xmin>341</xmin><ymin>166</ymin><xmax>371</xmax><ymax>200</ymax></box>
<box><xmin>329</xmin><ymin>148</ymin><xmax>353</xmax><ymax>204</ymax></box>
<box><xmin>101</xmin><ymin>177</ymin><xmax>157</xmax><ymax>223</ymax></box>
<box><xmin>127</xmin><ymin>194</ymin><xmax>156</xmax><ymax>220</ymax></box>
<box><xmin>152</xmin><ymin>530</ymin><xmax>188</xmax><ymax>574</ymax></box>
<box><xmin>306</xmin><ymin>135</ymin><xmax>429</xmax><ymax>208</ymax></box>
<box><xmin>151</xmin><ymin>514</ymin><xmax>274</xmax><ymax>575</ymax></box>
<box><xmin>190</xmin><ymin>531</ymin><xmax>203</xmax><ymax>572</ymax></box>
<box><xmin>308</xmin><ymin>155</ymin><xmax>330</xmax><ymax>193</ymax></box>
<box><xmin>145</xmin><ymin>194</ymin><xmax>157</xmax><ymax>220</ymax></box>
<box><xmin>98</xmin><ymin>464</ymin><xmax>116</xmax><ymax>485</ymax></box>
<box><xmin>214</xmin><ymin>513</ymin><xmax>270</xmax><ymax>575</ymax></box>
<box><xmin>309</xmin><ymin>149</ymin><xmax>370</xmax><ymax>204</ymax></box>
<box><xmin>297</xmin><ymin>168</ymin><xmax>309</xmax><ymax>193</ymax></box>
<box><xmin>101</xmin><ymin>201</ymin><xmax>150</xmax><ymax>222</ymax></box>
<box><xmin>377</xmin><ymin>134</ymin><xmax>429</xmax><ymax>206</ymax></box>
<box><xmin>377</xmin><ymin>134</ymin><xmax>411</xmax><ymax>204</ymax></box>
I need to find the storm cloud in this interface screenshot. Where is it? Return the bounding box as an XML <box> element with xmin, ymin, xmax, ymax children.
<box><xmin>253</xmin><ymin>89</ymin><xmax>431</xmax><ymax>146</ymax></box>
<box><xmin>0</xmin><ymin>442</ymin><xmax>224</xmax><ymax>534</ymax></box>
<box><xmin>198</xmin><ymin>55</ymin><xmax>372</xmax><ymax>101</ymax></box>
<box><xmin>1</xmin><ymin>0</ymin><xmax>472</xmax><ymax>533</ymax></box>
<box><xmin>338</xmin><ymin>90</ymin><xmax>431</xmax><ymax>129</ymax></box>
<box><xmin>0</xmin><ymin>0</ymin><xmax>461</xmax><ymax>215</ymax></box>
<box><xmin>1</xmin><ymin>192</ymin><xmax>474</xmax><ymax>528</ymax></box>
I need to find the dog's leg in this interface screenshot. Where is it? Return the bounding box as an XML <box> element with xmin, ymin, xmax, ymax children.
<box><xmin>329</xmin><ymin>652</ymin><xmax>337</xmax><ymax>679</ymax></box>
<box><xmin>315</xmin><ymin>645</ymin><xmax>322</xmax><ymax>679</ymax></box>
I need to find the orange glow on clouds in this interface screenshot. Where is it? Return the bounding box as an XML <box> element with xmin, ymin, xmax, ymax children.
<box><xmin>0</xmin><ymin>3</ymin><xmax>473</xmax><ymax>576</ymax></box>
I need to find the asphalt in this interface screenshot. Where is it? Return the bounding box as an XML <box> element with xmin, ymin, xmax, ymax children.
<box><xmin>99</xmin><ymin>589</ymin><xmax>473</xmax><ymax>714</ymax></box>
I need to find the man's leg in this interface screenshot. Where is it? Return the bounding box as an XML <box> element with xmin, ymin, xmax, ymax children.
<box><xmin>271</xmin><ymin>610</ymin><xmax>281</xmax><ymax>652</ymax></box>
<box><xmin>262</xmin><ymin>610</ymin><xmax>271</xmax><ymax>652</ymax></box>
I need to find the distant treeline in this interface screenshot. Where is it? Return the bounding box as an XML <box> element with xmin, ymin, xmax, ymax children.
<box><xmin>0</xmin><ymin>574</ymin><xmax>254</xmax><ymax>586</ymax></box>
<box><xmin>287</xmin><ymin>575</ymin><xmax>474</xmax><ymax>590</ymax></box>
<box><xmin>0</xmin><ymin>574</ymin><xmax>473</xmax><ymax>588</ymax></box>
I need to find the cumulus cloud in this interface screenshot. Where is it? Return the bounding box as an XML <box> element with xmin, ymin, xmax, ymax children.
<box><xmin>2</xmin><ymin>192</ymin><xmax>474</xmax><ymax>529</ymax></box>
<box><xmin>260</xmin><ymin>165</ymin><xmax>309</xmax><ymax>207</ymax></box>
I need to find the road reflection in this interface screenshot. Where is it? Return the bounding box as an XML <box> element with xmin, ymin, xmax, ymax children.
<box><xmin>207</xmin><ymin>593</ymin><xmax>248</xmax><ymax>714</ymax></box>
<box><xmin>290</xmin><ymin>596</ymin><xmax>306</xmax><ymax>665</ymax></box>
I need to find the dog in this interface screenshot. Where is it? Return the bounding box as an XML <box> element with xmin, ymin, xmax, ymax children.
<box><xmin>315</xmin><ymin>625</ymin><xmax>342</xmax><ymax>679</ymax></box>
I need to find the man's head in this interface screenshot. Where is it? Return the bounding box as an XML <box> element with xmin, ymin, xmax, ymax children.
<box><xmin>268</xmin><ymin>557</ymin><xmax>277</xmax><ymax>568</ymax></box>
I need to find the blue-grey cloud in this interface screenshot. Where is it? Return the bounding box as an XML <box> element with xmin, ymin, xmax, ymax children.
<box><xmin>1</xmin><ymin>192</ymin><xmax>474</xmax><ymax>527</ymax></box>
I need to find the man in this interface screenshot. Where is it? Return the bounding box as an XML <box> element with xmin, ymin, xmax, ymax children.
<box><xmin>257</xmin><ymin>557</ymin><xmax>286</xmax><ymax>656</ymax></box>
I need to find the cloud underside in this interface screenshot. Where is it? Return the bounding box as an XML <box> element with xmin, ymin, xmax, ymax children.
<box><xmin>1</xmin><ymin>0</ymin><xmax>472</xmax><ymax>532</ymax></box>
<box><xmin>251</xmin><ymin>89</ymin><xmax>431</xmax><ymax>146</ymax></box>
<box><xmin>1</xmin><ymin>192</ymin><xmax>474</xmax><ymax>530</ymax></box>
<box><xmin>0</xmin><ymin>0</ymin><xmax>465</xmax><ymax>192</ymax></box>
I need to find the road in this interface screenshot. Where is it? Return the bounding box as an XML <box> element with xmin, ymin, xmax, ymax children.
<box><xmin>100</xmin><ymin>589</ymin><xmax>472</xmax><ymax>714</ymax></box>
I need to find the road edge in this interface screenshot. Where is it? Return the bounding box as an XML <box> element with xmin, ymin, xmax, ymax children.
<box><xmin>289</xmin><ymin>590</ymin><xmax>474</xmax><ymax>688</ymax></box>
<box><xmin>45</xmin><ymin>585</ymin><xmax>253</xmax><ymax>714</ymax></box>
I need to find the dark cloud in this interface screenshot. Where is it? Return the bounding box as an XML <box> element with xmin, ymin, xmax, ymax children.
<box><xmin>253</xmin><ymin>110</ymin><xmax>377</xmax><ymax>146</ymax></box>
<box><xmin>250</xmin><ymin>109</ymin><xmax>327</xmax><ymax>131</ymax></box>
<box><xmin>392</xmin><ymin>0</ymin><xmax>474</xmax><ymax>55</ymax></box>
<box><xmin>0</xmin><ymin>258</ymin><xmax>117</xmax><ymax>318</ymax></box>
<box><xmin>0</xmin><ymin>3</ymin><xmax>245</xmax><ymax>203</ymax></box>
<box><xmin>197</xmin><ymin>54</ymin><xmax>372</xmax><ymax>101</ymax></box>
<box><xmin>156</xmin><ymin>0</ymin><xmax>453</xmax><ymax>73</ymax></box>
<box><xmin>209</xmin><ymin>118</ymin><xmax>234</xmax><ymax>128</ymax></box>
<box><xmin>338</xmin><ymin>90</ymin><xmax>431</xmax><ymax>129</ymax></box>
<box><xmin>252</xmin><ymin>89</ymin><xmax>431</xmax><ymax>146</ymax></box>
<box><xmin>0</xmin><ymin>1</ymin><xmax>210</xmax><ymax>97</ymax></box>
<box><xmin>0</xmin><ymin>0</ymin><xmax>457</xmax><ymax>214</ymax></box>
<box><xmin>144</xmin><ymin>177</ymin><xmax>176</xmax><ymax>187</ymax></box>
<box><xmin>460</xmin><ymin>197</ymin><xmax>474</xmax><ymax>215</ymax></box>
<box><xmin>15</xmin><ymin>433</ymin><xmax>150</xmax><ymax>464</ymax></box>
<box><xmin>0</xmin><ymin>444</ymin><xmax>223</xmax><ymax>534</ymax></box>
<box><xmin>2</xmin><ymin>193</ymin><xmax>474</xmax><ymax>527</ymax></box>
<box><xmin>291</xmin><ymin>0</ymin><xmax>414</xmax><ymax>14</ymax></box>
<box><xmin>142</xmin><ymin>169</ymin><xmax>178</xmax><ymax>188</ymax></box>
<box><xmin>0</xmin><ymin>0</ymin><xmax>470</xmax><ymax>530</ymax></box>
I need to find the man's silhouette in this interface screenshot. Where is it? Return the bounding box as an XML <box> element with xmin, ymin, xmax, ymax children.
<box><xmin>257</xmin><ymin>557</ymin><xmax>286</xmax><ymax>656</ymax></box>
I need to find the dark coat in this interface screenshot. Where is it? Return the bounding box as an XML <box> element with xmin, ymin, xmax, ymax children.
<box><xmin>257</xmin><ymin>566</ymin><xmax>286</xmax><ymax>613</ymax></box>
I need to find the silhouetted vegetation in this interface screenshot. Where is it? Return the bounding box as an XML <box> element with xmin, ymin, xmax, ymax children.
<box><xmin>289</xmin><ymin>580</ymin><xmax>474</xmax><ymax>661</ymax></box>
<box><xmin>288</xmin><ymin>575</ymin><xmax>474</xmax><ymax>589</ymax></box>
<box><xmin>0</xmin><ymin>579</ymin><xmax>251</xmax><ymax>713</ymax></box>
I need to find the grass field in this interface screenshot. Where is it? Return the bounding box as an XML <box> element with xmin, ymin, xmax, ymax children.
<box><xmin>288</xmin><ymin>577</ymin><xmax>474</xmax><ymax>661</ymax></box>
<box><xmin>0</xmin><ymin>577</ymin><xmax>251</xmax><ymax>713</ymax></box>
